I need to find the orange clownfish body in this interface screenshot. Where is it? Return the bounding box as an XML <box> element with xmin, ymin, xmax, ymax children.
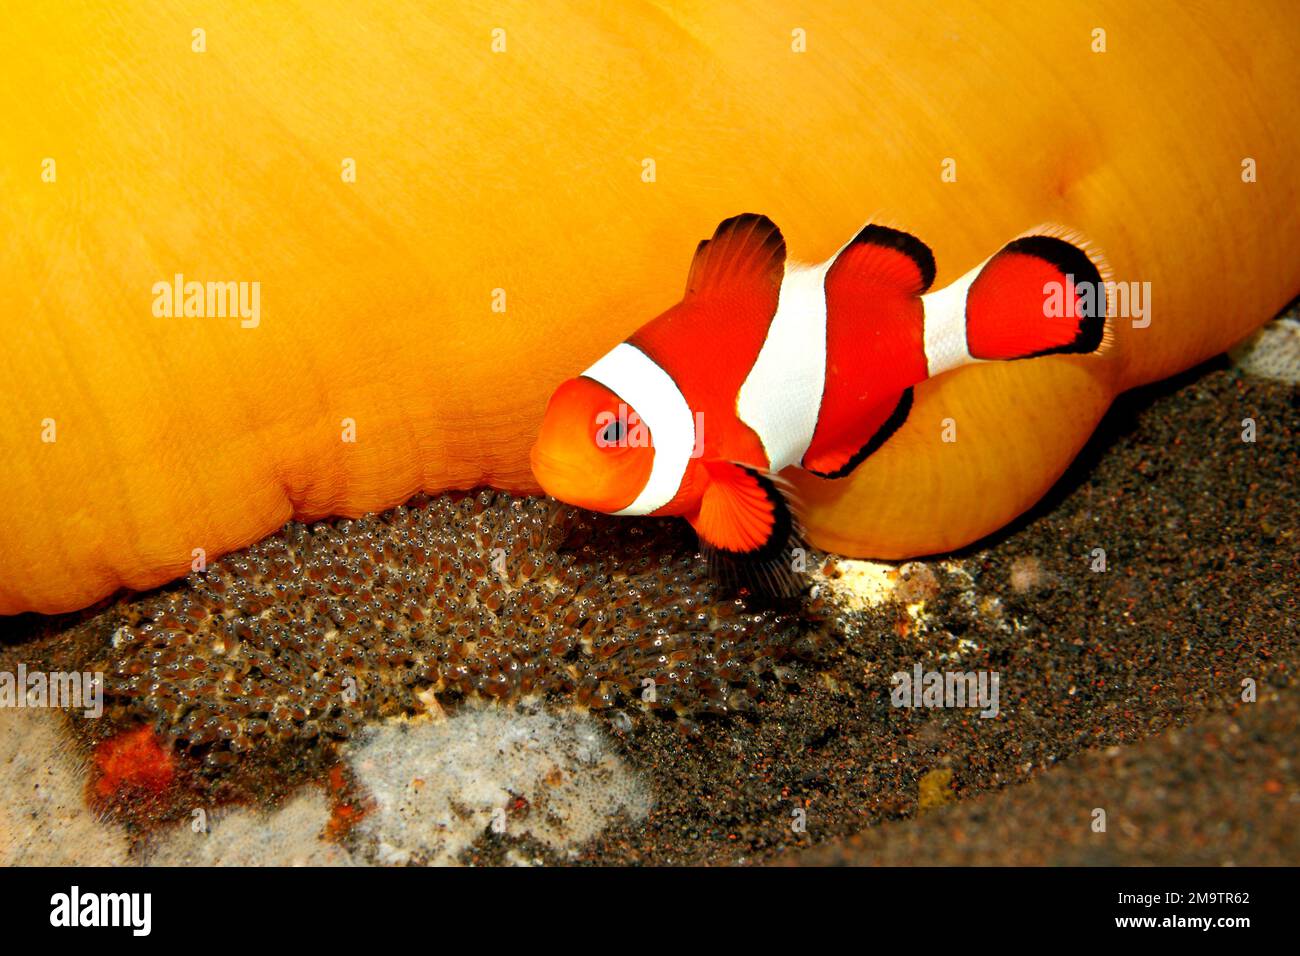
<box><xmin>531</xmin><ymin>214</ymin><xmax>1109</xmax><ymax>588</ymax></box>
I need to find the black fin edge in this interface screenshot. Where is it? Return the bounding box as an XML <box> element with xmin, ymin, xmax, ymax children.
<box><xmin>715</xmin><ymin>212</ymin><xmax>784</xmax><ymax>243</ymax></box>
<box><xmin>687</xmin><ymin>213</ymin><xmax>787</xmax><ymax>297</ymax></box>
<box><xmin>1000</xmin><ymin>235</ymin><xmax>1107</xmax><ymax>357</ymax></box>
<box><xmin>804</xmin><ymin>388</ymin><xmax>914</xmax><ymax>480</ymax></box>
<box><xmin>849</xmin><ymin>224</ymin><xmax>937</xmax><ymax>293</ymax></box>
<box><xmin>699</xmin><ymin>465</ymin><xmax>807</xmax><ymax>600</ymax></box>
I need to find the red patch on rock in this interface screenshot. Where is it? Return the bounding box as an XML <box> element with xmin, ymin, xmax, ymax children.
<box><xmin>93</xmin><ymin>726</ymin><xmax>175</xmax><ymax>799</ymax></box>
<box><xmin>324</xmin><ymin>762</ymin><xmax>374</xmax><ymax>840</ymax></box>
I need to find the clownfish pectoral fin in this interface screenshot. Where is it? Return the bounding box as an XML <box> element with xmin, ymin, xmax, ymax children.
<box><xmin>801</xmin><ymin>388</ymin><xmax>914</xmax><ymax>479</ymax></box>
<box><xmin>684</xmin><ymin>213</ymin><xmax>787</xmax><ymax>300</ymax></box>
<box><xmin>688</xmin><ymin>460</ymin><xmax>789</xmax><ymax>555</ymax></box>
<box><xmin>964</xmin><ymin>234</ymin><xmax>1111</xmax><ymax>361</ymax></box>
<box><xmin>686</xmin><ymin>460</ymin><xmax>804</xmax><ymax>597</ymax></box>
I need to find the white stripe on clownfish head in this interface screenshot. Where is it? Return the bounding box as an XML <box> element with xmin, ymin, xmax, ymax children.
<box><xmin>581</xmin><ymin>342</ymin><xmax>695</xmax><ymax>516</ymax></box>
<box><xmin>921</xmin><ymin>259</ymin><xmax>987</xmax><ymax>378</ymax></box>
<box><xmin>736</xmin><ymin>259</ymin><xmax>831</xmax><ymax>473</ymax></box>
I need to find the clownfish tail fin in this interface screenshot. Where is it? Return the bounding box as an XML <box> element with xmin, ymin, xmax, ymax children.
<box><xmin>964</xmin><ymin>232</ymin><xmax>1112</xmax><ymax>362</ymax></box>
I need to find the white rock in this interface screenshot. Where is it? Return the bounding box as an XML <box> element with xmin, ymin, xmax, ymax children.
<box><xmin>346</xmin><ymin>703</ymin><xmax>651</xmax><ymax>865</ymax></box>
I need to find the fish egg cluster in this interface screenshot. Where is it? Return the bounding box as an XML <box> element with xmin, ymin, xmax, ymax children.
<box><xmin>94</xmin><ymin>492</ymin><xmax>811</xmax><ymax>767</ymax></box>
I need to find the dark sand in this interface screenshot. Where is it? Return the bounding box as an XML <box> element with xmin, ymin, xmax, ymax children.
<box><xmin>795</xmin><ymin>687</ymin><xmax>1300</xmax><ymax>865</ymax></box>
<box><xmin>572</xmin><ymin>362</ymin><xmax>1298</xmax><ymax>865</ymax></box>
<box><xmin>2</xmin><ymin>362</ymin><xmax>1295</xmax><ymax>865</ymax></box>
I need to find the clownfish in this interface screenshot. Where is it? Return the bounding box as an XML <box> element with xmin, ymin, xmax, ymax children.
<box><xmin>530</xmin><ymin>214</ymin><xmax>1109</xmax><ymax>591</ymax></box>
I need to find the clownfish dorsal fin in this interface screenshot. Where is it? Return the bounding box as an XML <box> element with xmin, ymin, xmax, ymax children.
<box><xmin>684</xmin><ymin>213</ymin><xmax>787</xmax><ymax>300</ymax></box>
<box><xmin>687</xmin><ymin>460</ymin><xmax>804</xmax><ymax>598</ymax></box>
<box><xmin>830</xmin><ymin>223</ymin><xmax>937</xmax><ymax>296</ymax></box>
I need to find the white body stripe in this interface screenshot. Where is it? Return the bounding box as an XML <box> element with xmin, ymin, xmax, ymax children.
<box><xmin>581</xmin><ymin>343</ymin><xmax>696</xmax><ymax>516</ymax></box>
<box><xmin>736</xmin><ymin>260</ymin><xmax>831</xmax><ymax>472</ymax></box>
<box><xmin>921</xmin><ymin>260</ymin><xmax>985</xmax><ymax>377</ymax></box>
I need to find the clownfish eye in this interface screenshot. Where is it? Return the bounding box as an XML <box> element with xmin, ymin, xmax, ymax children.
<box><xmin>596</xmin><ymin>418</ymin><xmax>625</xmax><ymax>447</ymax></box>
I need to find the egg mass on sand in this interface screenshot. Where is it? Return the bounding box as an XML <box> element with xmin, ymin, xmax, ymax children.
<box><xmin>92</xmin><ymin>491</ymin><xmax>819</xmax><ymax>769</ymax></box>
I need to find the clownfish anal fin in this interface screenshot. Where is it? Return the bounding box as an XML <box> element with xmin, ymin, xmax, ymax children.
<box><xmin>685</xmin><ymin>213</ymin><xmax>787</xmax><ymax>299</ymax></box>
<box><xmin>837</xmin><ymin>224</ymin><xmax>937</xmax><ymax>295</ymax></box>
<box><xmin>687</xmin><ymin>460</ymin><xmax>805</xmax><ymax>598</ymax></box>
<box><xmin>802</xmin><ymin>387</ymin><xmax>914</xmax><ymax>479</ymax></box>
